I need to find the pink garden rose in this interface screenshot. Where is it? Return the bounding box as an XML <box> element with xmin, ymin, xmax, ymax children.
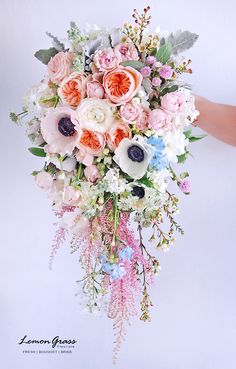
<box><xmin>87</xmin><ymin>80</ymin><xmax>105</xmax><ymax>99</ymax></box>
<box><xmin>159</xmin><ymin>65</ymin><xmax>173</xmax><ymax>79</ymax></box>
<box><xmin>84</xmin><ymin>165</ymin><xmax>100</xmax><ymax>183</ymax></box>
<box><xmin>161</xmin><ymin>92</ymin><xmax>185</xmax><ymax>113</ymax></box>
<box><xmin>63</xmin><ymin>186</ymin><xmax>82</xmax><ymax>206</ymax></box>
<box><xmin>41</xmin><ymin>107</ymin><xmax>79</xmax><ymax>156</ymax></box>
<box><xmin>120</xmin><ymin>102</ymin><xmax>141</xmax><ymax>123</ymax></box>
<box><xmin>114</xmin><ymin>43</ymin><xmax>139</xmax><ymax>62</ymax></box>
<box><xmin>35</xmin><ymin>171</ymin><xmax>53</xmax><ymax>191</ymax></box>
<box><xmin>103</xmin><ymin>66</ymin><xmax>142</xmax><ymax>105</ymax></box>
<box><xmin>48</xmin><ymin>51</ymin><xmax>74</xmax><ymax>85</ymax></box>
<box><xmin>148</xmin><ymin>108</ymin><xmax>172</xmax><ymax>135</ymax></box>
<box><xmin>93</xmin><ymin>48</ymin><xmax>121</xmax><ymax>72</ymax></box>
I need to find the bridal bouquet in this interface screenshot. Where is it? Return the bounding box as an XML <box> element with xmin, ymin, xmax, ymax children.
<box><xmin>11</xmin><ymin>7</ymin><xmax>203</xmax><ymax>360</ymax></box>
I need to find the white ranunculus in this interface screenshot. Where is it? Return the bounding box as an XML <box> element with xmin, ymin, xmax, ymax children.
<box><xmin>163</xmin><ymin>131</ymin><xmax>189</xmax><ymax>163</ymax></box>
<box><xmin>113</xmin><ymin>135</ymin><xmax>155</xmax><ymax>180</ymax></box>
<box><xmin>76</xmin><ymin>98</ymin><xmax>116</xmax><ymax>133</ymax></box>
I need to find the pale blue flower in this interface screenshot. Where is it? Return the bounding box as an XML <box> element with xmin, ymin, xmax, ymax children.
<box><xmin>119</xmin><ymin>246</ymin><xmax>133</xmax><ymax>261</ymax></box>
<box><xmin>148</xmin><ymin>136</ymin><xmax>169</xmax><ymax>171</ymax></box>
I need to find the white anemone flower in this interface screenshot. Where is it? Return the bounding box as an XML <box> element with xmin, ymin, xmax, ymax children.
<box><xmin>113</xmin><ymin>135</ymin><xmax>155</xmax><ymax>180</ymax></box>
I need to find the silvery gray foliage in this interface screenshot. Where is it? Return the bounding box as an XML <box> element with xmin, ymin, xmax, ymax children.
<box><xmin>46</xmin><ymin>32</ymin><xmax>65</xmax><ymax>51</ymax></box>
<box><xmin>109</xmin><ymin>28</ymin><xmax>121</xmax><ymax>47</ymax></box>
<box><xmin>34</xmin><ymin>47</ymin><xmax>58</xmax><ymax>65</ymax></box>
<box><xmin>167</xmin><ymin>30</ymin><xmax>199</xmax><ymax>55</ymax></box>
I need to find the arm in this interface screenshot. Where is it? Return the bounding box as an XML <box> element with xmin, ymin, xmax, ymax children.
<box><xmin>195</xmin><ymin>96</ymin><xmax>236</xmax><ymax>146</ymax></box>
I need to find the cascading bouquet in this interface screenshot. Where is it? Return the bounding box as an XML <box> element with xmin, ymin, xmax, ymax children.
<box><xmin>11</xmin><ymin>6</ymin><xmax>204</xmax><ymax>360</ymax></box>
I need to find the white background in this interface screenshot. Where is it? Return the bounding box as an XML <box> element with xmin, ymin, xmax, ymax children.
<box><xmin>1</xmin><ymin>0</ymin><xmax>236</xmax><ymax>368</ymax></box>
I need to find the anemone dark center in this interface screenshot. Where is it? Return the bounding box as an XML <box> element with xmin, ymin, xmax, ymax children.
<box><xmin>131</xmin><ymin>186</ymin><xmax>145</xmax><ymax>199</ymax></box>
<box><xmin>58</xmin><ymin>117</ymin><xmax>75</xmax><ymax>137</ymax></box>
<box><xmin>127</xmin><ymin>145</ymin><xmax>144</xmax><ymax>162</ymax></box>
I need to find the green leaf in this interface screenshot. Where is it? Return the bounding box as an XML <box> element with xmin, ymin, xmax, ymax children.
<box><xmin>159</xmin><ymin>85</ymin><xmax>178</xmax><ymax>97</ymax></box>
<box><xmin>188</xmin><ymin>134</ymin><xmax>207</xmax><ymax>142</ymax></box>
<box><xmin>177</xmin><ymin>152</ymin><xmax>189</xmax><ymax>163</ymax></box>
<box><xmin>156</xmin><ymin>42</ymin><xmax>172</xmax><ymax>64</ymax></box>
<box><xmin>121</xmin><ymin>60</ymin><xmax>144</xmax><ymax>70</ymax></box>
<box><xmin>28</xmin><ymin>147</ymin><xmax>46</xmax><ymax>157</ymax></box>
<box><xmin>34</xmin><ymin>47</ymin><xmax>58</xmax><ymax>65</ymax></box>
<box><xmin>183</xmin><ymin>129</ymin><xmax>192</xmax><ymax>138</ymax></box>
<box><xmin>137</xmin><ymin>176</ymin><xmax>154</xmax><ymax>188</ymax></box>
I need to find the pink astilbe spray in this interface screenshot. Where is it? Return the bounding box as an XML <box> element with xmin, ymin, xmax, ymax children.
<box><xmin>49</xmin><ymin>206</ymin><xmax>74</xmax><ymax>269</ymax></box>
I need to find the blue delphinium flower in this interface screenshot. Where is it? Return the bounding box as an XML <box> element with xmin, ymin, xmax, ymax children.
<box><xmin>148</xmin><ymin>136</ymin><xmax>169</xmax><ymax>171</ymax></box>
<box><xmin>119</xmin><ymin>246</ymin><xmax>133</xmax><ymax>262</ymax></box>
<box><xmin>99</xmin><ymin>254</ymin><xmax>126</xmax><ymax>280</ymax></box>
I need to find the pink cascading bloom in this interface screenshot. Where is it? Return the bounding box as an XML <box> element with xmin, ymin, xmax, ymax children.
<box><xmin>48</xmin><ymin>51</ymin><xmax>74</xmax><ymax>84</ymax></box>
<box><xmin>178</xmin><ymin>179</ymin><xmax>191</xmax><ymax>194</ymax></box>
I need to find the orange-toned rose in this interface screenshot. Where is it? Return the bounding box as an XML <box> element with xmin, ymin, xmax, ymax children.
<box><xmin>58</xmin><ymin>72</ymin><xmax>89</xmax><ymax>108</ymax></box>
<box><xmin>103</xmin><ymin>66</ymin><xmax>142</xmax><ymax>105</ymax></box>
<box><xmin>77</xmin><ymin>128</ymin><xmax>105</xmax><ymax>155</ymax></box>
<box><xmin>106</xmin><ymin>121</ymin><xmax>131</xmax><ymax>150</ymax></box>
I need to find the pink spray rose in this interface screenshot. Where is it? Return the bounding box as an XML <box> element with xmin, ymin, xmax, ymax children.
<box><xmin>178</xmin><ymin>179</ymin><xmax>191</xmax><ymax>194</ymax></box>
<box><xmin>48</xmin><ymin>51</ymin><xmax>74</xmax><ymax>85</ymax></box>
<box><xmin>114</xmin><ymin>43</ymin><xmax>139</xmax><ymax>62</ymax></box>
<box><xmin>148</xmin><ymin>108</ymin><xmax>172</xmax><ymax>135</ymax></box>
<box><xmin>93</xmin><ymin>48</ymin><xmax>121</xmax><ymax>72</ymax></box>
<box><xmin>84</xmin><ymin>165</ymin><xmax>100</xmax><ymax>183</ymax></box>
<box><xmin>75</xmin><ymin>147</ymin><xmax>94</xmax><ymax>166</ymax></box>
<box><xmin>159</xmin><ymin>65</ymin><xmax>173</xmax><ymax>79</ymax></box>
<box><xmin>35</xmin><ymin>171</ymin><xmax>53</xmax><ymax>191</ymax></box>
<box><xmin>161</xmin><ymin>92</ymin><xmax>185</xmax><ymax>113</ymax></box>
<box><xmin>140</xmin><ymin>66</ymin><xmax>152</xmax><ymax>78</ymax></box>
<box><xmin>152</xmin><ymin>77</ymin><xmax>162</xmax><ymax>87</ymax></box>
<box><xmin>87</xmin><ymin>81</ymin><xmax>105</xmax><ymax>99</ymax></box>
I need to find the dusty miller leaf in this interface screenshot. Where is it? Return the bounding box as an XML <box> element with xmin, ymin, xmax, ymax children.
<box><xmin>34</xmin><ymin>47</ymin><xmax>58</xmax><ymax>65</ymax></box>
<box><xmin>167</xmin><ymin>30</ymin><xmax>199</xmax><ymax>55</ymax></box>
<box><xmin>46</xmin><ymin>31</ymin><xmax>65</xmax><ymax>51</ymax></box>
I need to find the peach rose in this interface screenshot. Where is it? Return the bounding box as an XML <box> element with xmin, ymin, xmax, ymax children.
<box><xmin>106</xmin><ymin>121</ymin><xmax>131</xmax><ymax>150</ymax></box>
<box><xmin>58</xmin><ymin>72</ymin><xmax>88</xmax><ymax>108</ymax></box>
<box><xmin>48</xmin><ymin>51</ymin><xmax>74</xmax><ymax>85</ymax></box>
<box><xmin>77</xmin><ymin>128</ymin><xmax>105</xmax><ymax>155</ymax></box>
<box><xmin>103</xmin><ymin>66</ymin><xmax>142</xmax><ymax>105</ymax></box>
